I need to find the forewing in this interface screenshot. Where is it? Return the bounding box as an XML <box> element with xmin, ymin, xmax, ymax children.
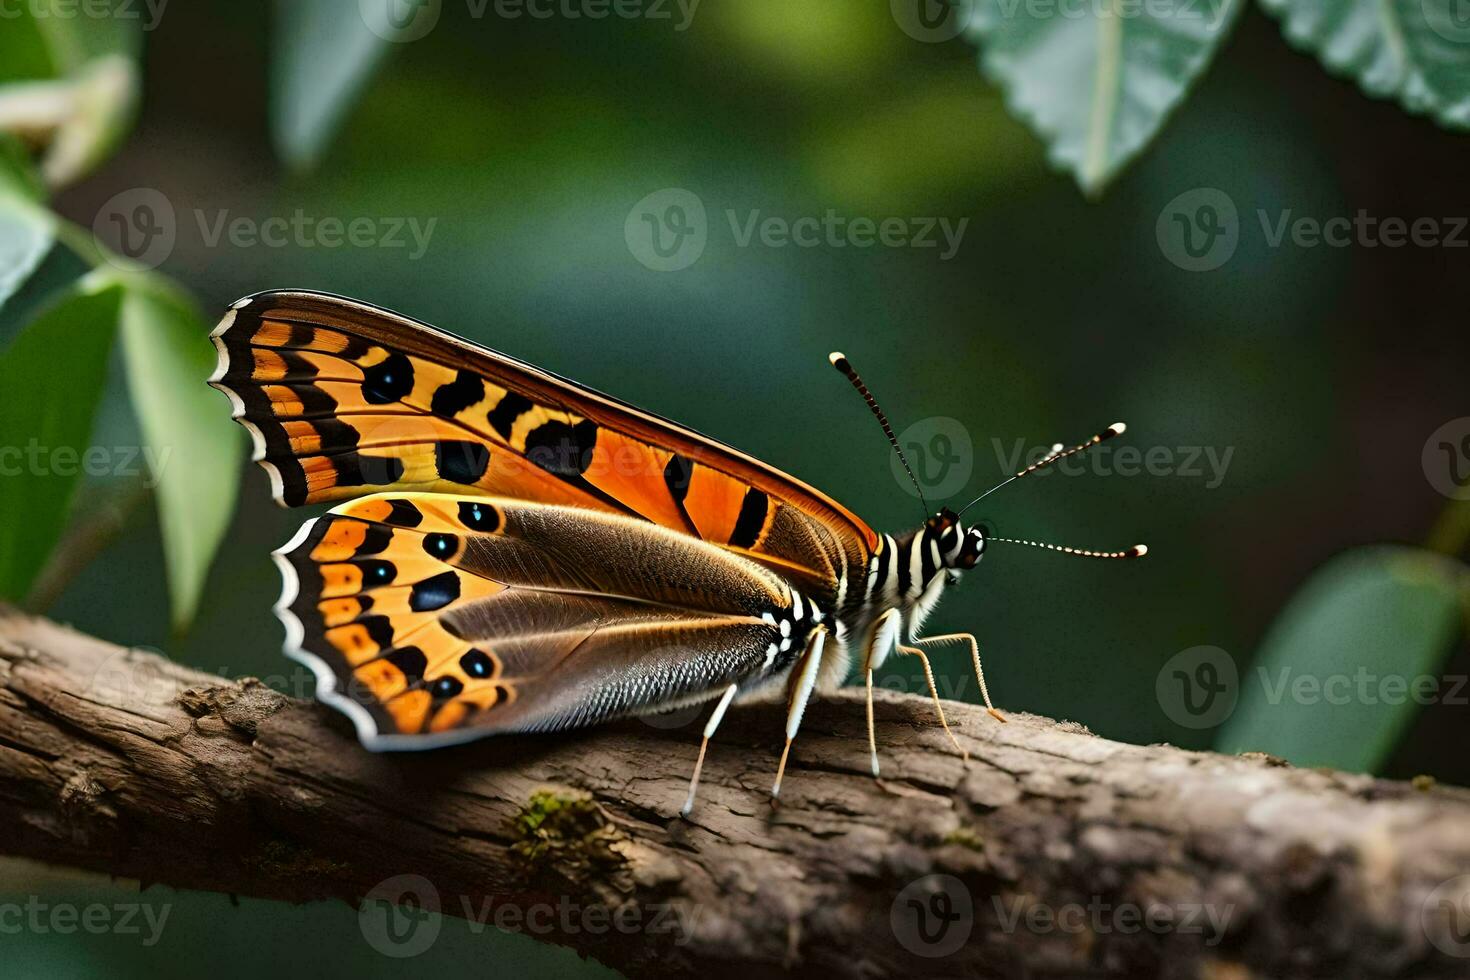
<box><xmin>275</xmin><ymin>493</ymin><xmax>811</xmax><ymax>748</ymax></box>
<box><xmin>209</xmin><ymin>290</ymin><xmax>875</xmax><ymax>602</ymax></box>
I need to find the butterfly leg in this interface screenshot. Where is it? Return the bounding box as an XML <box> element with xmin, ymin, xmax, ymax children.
<box><xmin>771</xmin><ymin>625</ymin><xmax>828</xmax><ymax>803</ymax></box>
<box><xmin>681</xmin><ymin>683</ymin><xmax>740</xmax><ymax>817</ymax></box>
<box><xmin>863</xmin><ymin>607</ymin><xmax>903</xmax><ymax>779</ymax></box>
<box><xmin>897</xmin><ymin>643</ymin><xmax>968</xmax><ymax>759</ymax></box>
<box><xmin>914</xmin><ymin>633</ymin><xmax>1007</xmax><ymax>723</ymax></box>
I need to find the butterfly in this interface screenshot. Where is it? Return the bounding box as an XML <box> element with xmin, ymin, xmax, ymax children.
<box><xmin>209</xmin><ymin>290</ymin><xmax>1145</xmax><ymax>814</ymax></box>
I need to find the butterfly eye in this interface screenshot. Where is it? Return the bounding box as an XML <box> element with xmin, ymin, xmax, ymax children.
<box><xmin>957</xmin><ymin>527</ymin><xmax>986</xmax><ymax>568</ymax></box>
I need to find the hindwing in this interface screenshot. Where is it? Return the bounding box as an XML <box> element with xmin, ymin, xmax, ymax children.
<box><xmin>276</xmin><ymin>492</ymin><xmax>823</xmax><ymax>747</ymax></box>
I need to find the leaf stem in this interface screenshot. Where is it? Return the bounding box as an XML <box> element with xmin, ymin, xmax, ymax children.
<box><xmin>1426</xmin><ymin>498</ymin><xmax>1470</xmax><ymax>560</ymax></box>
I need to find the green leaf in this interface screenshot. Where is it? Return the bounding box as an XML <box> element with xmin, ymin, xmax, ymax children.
<box><xmin>119</xmin><ymin>281</ymin><xmax>243</xmax><ymax>629</ymax></box>
<box><xmin>0</xmin><ymin>134</ymin><xmax>46</xmax><ymax>202</ymax></box>
<box><xmin>271</xmin><ymin>0</ymin><xmax>399</xmax><ymax>169</ymax></box>
<box><xmin>39</xmin><ymin>54</ymin><xmax>140</xmax><ymax>188</ymax></box>
<box><xmin>0</xmin><ymin>231</ymin><xmax>90</xmax><ymax>349</ymax></box>
<box><xmin>0</xmin><ymin>4</ymin><xmax>141</xmax><ymax>189</ymax></box>
<box><xmin>0</xmin><ymin>277</ymin><xmax>122</xmax><ymax>602</ymax></box>
<box><xmin>967</xmin><ymin>0</ymin><xmax>1244</xmax><ymax>195</ymax></box>
<box><xmin>1261</xmin><ymin>0</ymin><xmax>1470</xmax><ymax>129</ymax></box>
<box><xmin>0</xmin><ymin>12</ymin><xmax>57</xmax><ymax>84</ymax></box>
<box><xmin>0</xmin><ymin>190</ymin><xmax>54</xmax><ymax>315</ymax></box>
<box><xmin>1216</xmin><ymin>546</ymin><xmax>1467</xmax><ymax>772</ymax></box>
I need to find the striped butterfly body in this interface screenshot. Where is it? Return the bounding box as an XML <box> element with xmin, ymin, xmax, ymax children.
<box><xmin>210</xmin><ymin>290</ymin><xmax>1144</xmax><ymax>813</ymax></box>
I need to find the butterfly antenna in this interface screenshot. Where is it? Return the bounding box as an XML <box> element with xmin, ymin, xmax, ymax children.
<box><xmin>957</xmin><ymin>422</ymin><xmax>1127</xmax><ymax>517</ymax></box>
<box><xmin>987</xmin><ymin>536</ymin><xmax>1147</xmax><ymax>560</ymax></box>
<box><xmin>829</xmin><ymin>352</ymin><xmax>928</xmax><ymax>515</ymax></box>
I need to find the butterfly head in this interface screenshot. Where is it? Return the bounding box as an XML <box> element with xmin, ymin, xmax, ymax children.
<box><xmin>925</xmin><ymin>506</ymin><xmax>986</xmax><ymax>573</ymax></box>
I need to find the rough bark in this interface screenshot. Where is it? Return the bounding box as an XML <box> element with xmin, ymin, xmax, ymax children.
<box><xmin>1</xmin><ymin>608</ymin><xmax>1469</xmax><ymax>978</ymax></box>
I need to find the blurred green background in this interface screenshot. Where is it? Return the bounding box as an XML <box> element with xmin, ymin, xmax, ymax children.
<box><xmin>2</xmin><ymin>1</ymin><xmax>1469</xmax><ymax>976</ymax></box>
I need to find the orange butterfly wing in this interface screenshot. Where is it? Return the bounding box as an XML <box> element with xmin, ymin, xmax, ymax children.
<box><xmin>210</xmin><ymin>290</ymin><xmax>876</xmax><ymax>605</ymax></box>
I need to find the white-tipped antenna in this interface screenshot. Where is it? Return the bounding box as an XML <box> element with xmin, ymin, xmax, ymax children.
<box><xmin>957</xmin><ymin>422</ymin><xmax>1127</xmax><ymax>517</ymax></box>
<box><xmin>830</xmin><ymin>351</ymin><xmax>928</xmax><ymax>518</ymax></box>
<box><xmin>988</xmin><ymin>537</ymin><xmax>1147</xmax><ymax>560</ymax></box>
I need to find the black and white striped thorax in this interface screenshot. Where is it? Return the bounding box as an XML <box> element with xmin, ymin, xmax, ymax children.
<box><xmin>836</xmin><ymin>509</ymin><xmax>987</xmax><ymax>649</ymax></box>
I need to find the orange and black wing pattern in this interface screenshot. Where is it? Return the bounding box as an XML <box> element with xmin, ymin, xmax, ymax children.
<box><xmin>210</xmin><ymin>290</ymin><xmax>876</xmax><ymax>604</ymax></box>
<box><xmin>276</xmin><ymin>493</ymin><xmax>817</xmax><ymax>747</ymax></box>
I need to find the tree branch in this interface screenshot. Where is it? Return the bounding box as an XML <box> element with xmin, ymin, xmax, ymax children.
<box><xmin>2</xmin><ymin>608</ymin><xmax>1469</xmax><ymax>977</ymax></box>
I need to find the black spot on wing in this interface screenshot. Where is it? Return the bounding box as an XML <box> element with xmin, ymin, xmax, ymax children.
<box><xmin>430</xmin><ymin>370</ymin><xmax>485</xmax><ymax>417</ymax></box>
<box><xmin>354</xmin><ymin>525</ymin><xmax>393</xmax><ymax>557</ymax></box>
<box><xmin>460</xmin><ymin>648</ymin><xmax>494</xmax><ymax>679</ymax></box>
<box><xmin>359</xmin><ymin>615</ymin><xmax>397</xmax><ymax>650</ymax></box>
<box><xmin>430</xmin><ymin>676</ymin><xmax>464</xmax><ymax>701</ymax></box>
<box><xmin>361</xmin><ymin>353</ymin><xmax>414</xmax><ymax>405</ymax></box>
<box><xmin>524</xmin><ymin>419</ymin><xmax>597</xmax><ymax>477</ymax></box>
<box><xmin>458</xmin><ymin>501</ymin><xmax>500</xmax><ymax>532</ymax></box>
<box><xmin>410</xmin><ymin>571</ymin><xmax>461</xmax><ymax>612</ymax></box>
<box><xmin>435</xmin><ymin>441</ymin><xmax>491</xmax><ymax>484</ymax></box>
<box><xmin>359</xmin><ymin>559</ymin><xmax>397</xmax><ymax>587</ymax></box>
<box><xmin>664</xmin><ymin>454</ymin><xmax>692</xmax><ymax>502</ymax></box>
<box><xmin>277</xmin><ymin>466</ymin><xmax>310</xmax><ymax>507</ymax></box>
<box><xmin>383</xmin><ymin>499</ymin><xmax>424</xmax><ymax>528</ymax></box>
<box><xmin>487</xmin><ymin>392</ymin><xmax>532</xmax><ymax>440</ymax></box>
<box><xmin>423</xmin><ymin>533</ymin><xmax>458</xmax><ymax>560</ymax></box>
<box><xmin>385</xmin><ymin>646</ymin><xmax>428</xmax><ymax>686</ymax></box>
<box><xmin>729</xmin><ymin>488</ymin><xmax>769</xmax><ymax>549</ymax></box>
<box><xmin>333</xmin><ymin>453</ymin><xmax>406</xmax><ymax>491</ymax></box>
